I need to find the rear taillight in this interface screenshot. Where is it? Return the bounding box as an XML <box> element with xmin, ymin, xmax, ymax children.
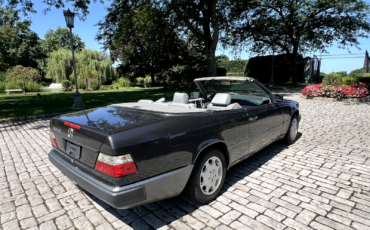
<box><xmin>95</xmin><ymin>153</ymin><xmax>137</xmax><ymax>177</ymax></box>
<box><xmin>50</xmin><ymin>132</ymin><xmax>58</xmax><ymax>148</ymax></box>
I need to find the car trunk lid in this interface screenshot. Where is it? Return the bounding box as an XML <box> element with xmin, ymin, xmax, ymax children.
<box><xmin>50</xmin><ymin>105</ymin><xmax>165</xmax><ymax>168</ymax></box>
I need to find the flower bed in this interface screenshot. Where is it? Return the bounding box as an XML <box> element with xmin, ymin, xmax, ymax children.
<box><xmin>302</xmin><ymin>82</ymin><xmax>370</xmax><ymax>98</ymax></box>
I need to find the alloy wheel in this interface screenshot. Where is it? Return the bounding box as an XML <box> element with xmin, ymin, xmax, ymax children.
<box><xmin>199</xmin><ymin>156</ymin><xmax>223</xmax><ymax>195</ymax></box>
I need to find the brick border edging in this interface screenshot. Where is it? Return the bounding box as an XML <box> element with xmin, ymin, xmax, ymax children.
<box><xmin>301</xmin><ymin>95</ymin><xmax>370</xmax><ymax>102</ymax></box>
<box><xmin>0</xmin><ymin>113</ymin><xmax>62</xmax><ymax>123</ymax></box>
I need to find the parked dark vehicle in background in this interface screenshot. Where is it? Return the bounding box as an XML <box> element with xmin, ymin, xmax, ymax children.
<box><xmin>49</xmin><ymin>76</ymin><xmax>301</xmax><ymax>209</ymax></box>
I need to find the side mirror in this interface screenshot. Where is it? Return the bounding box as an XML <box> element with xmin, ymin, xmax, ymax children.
<box><xmin>275</xmin><ymin>94</ymin><xmax>283</xmax><ymax>103</ymax></box>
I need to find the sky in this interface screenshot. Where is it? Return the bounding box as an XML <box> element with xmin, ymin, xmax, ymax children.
<box><xmin>13</xmin><ymin>0</ymin><xmax>370</xmax><ymax>74</ymax></box>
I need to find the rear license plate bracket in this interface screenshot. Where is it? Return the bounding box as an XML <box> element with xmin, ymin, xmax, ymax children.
<box><xmin>66</xmin><ymin>142</ymin><xmax>81</xmax><ymax>159</ymax></box>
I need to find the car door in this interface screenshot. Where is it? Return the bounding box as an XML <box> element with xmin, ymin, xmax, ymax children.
<box><xmin>247</xmin><ymin>102</ymin><xmax>283</xmax><ymax>155</ymax></box>
<box><xmin>219</xmin><ymin>109</ymin><xmax>250</xmax><ymax>164</ymax></box>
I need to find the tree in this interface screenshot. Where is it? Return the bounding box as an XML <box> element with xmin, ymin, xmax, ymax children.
<box><xmin>171</xmin><ymin>0</ymin><xmax>230</xmax><ymax>76</ymax></box>
<box><xmin>0</xmin><ymin>6</ymin><xmax>43</xmax><ymax>71</ymax></box>
<box><xmin>229</xmin><ymin>0</ymin><xmax>370</xmax><ymax>82</ymax></box>
<box><xmin>96</xmin><ymin>1</ymin><xmax>194</xmax><ymax>83</ymax></box>
<box><xmin>5</xmin><ymin>65</ymin><xmax>41</xmax><ymax>94</ymax></box>
<box><xmin>216</xmin><ymin>55</ymin><xmax>229</xmax><ymax>63</ymax></box>
<box><xmin>45</xmin><ymin>48</ymin><xmax>116</xmax><ymax>83</ymax></box>
<box><xmin>41</xmin><ymin>26</ymin><xmax>85</xmax><ymax>54</ymax></box>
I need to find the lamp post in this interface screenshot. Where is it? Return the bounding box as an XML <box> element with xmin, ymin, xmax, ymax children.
<box><xmin>63</xmin><ymin>9</ymin><xmax>85</xmax><ymax>109</ymax></box>
<box><xmin>269</xmin><ymin>44</ymin><xmax>275</xmax><ymax>87</ymax></box>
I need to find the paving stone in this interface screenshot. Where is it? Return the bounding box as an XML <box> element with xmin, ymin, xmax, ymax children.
<box><xmin>230</xmin><ymin>221</ymin><xmax>253</xmax><ymax>230</ymax></box>
<box><xmin>1</xmin><ymin>211</ymin><xmax>16</xmax><ymax>224</ymax></box>
<box><xmin>283</xmin><ymin>218</ymin><xmax>313</xmax><ymax>230</ymax></box>
<box><xmin>16</xmin><ymin>204</ymin><xmax>32</xmax><ymax>220</ymax></box>
<box><xmin>310</xmin><ymin>221</ymin><xmax>334</xmax><ymax>230</ymax></box>
<box><xmin>238</xmin><ymin>215</ymin><xmax>272</xmax><ymax>230</ymax></box>
<box><xmin>55</xmin><ymin>215</ymin><xmax>73</xmax><ymax>229</ymax></box>
<box><xmin>73</xmin><ymin>216</ymin><xmax>94</xmax><ymax>230</ymax></box>
<box><xmin>32</xmin><ymin>204</ymin><xmax>48</xmax><ymax>218</ymax></box>
<box><xmin>85</xmin><ymin>209</ymin><xmax>107</xmax><ymax>226</ymax></box>
<box><xmin>295</xmin><ymin>209</ymin><xmax>316</xmax><ymax>225</ymax></box>
<box><xmin>20</xmin><ymin>217</ymin><xmax>37</xmax><ymax>229</ymax></box>
<box><xmin>257</xmin><ymin>215</ymin><xmax>286</xmax><ymax>230</ymax></box>
<box><xmin>212</xmin><ymin>201</ymin><xmax>231</xmax><ymax>213</ymax></box>
<box><xmin>96</xmin><ymin>223</ymin><xmax>115</xmax><ymax>230</ymax></box>
<box><xmin>218</xmin><ymin>210</ymin><xmax>241</xmax><ymax>225</ymax></box>
<box><xmin>169</xmin><ymin>220</ymin><xmax>192</xmax><ymax>230</ymax></box>
<box><xmin>181</xmin><ymin>215</ymin><xmax>206</xmax><ymax>229</ymax></box>
<box><xmin>3</xmin><ymin>219</ymin><xmax>20</xmax><ymax>230</ymax></box>
<box><xmin>39</xmin><ymin>220</ymin><xmax>57</xmax><ymax>230</ymax></box>
<box><xmin>315</xmin><ymin>216</ymin><xmax>353</xmax><ymax>230</ymax></box>
<box><xmin>337</xmin><ymin>189</ymin><xmax>353</xmax><ymax>199</ymax></box>
<box><xmin>215</xmin><ymin>225</ymin><xmax>233</xmax><ymax>230</ymax></box>
<box><xmin>0</xmin><ymin>202</ymin><xmax>15</xmax><ymax>213</ymax></box>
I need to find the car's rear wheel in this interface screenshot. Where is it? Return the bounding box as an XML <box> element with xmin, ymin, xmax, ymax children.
<box><xmin>284</xmin><ymin>114</ymin><xmax>299</xmax><ymax>144</ymax></box>
<box><xmin>183</xmin><ymin>148</ymin><xmax>226</xmax><ymax>203</ymax></box>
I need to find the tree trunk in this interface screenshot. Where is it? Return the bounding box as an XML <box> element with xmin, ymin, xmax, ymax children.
<box><xmin>206</xmin><ymin>43</ymin><xmax>217</xmax><ymax>76</ymax></box>
<box><xmin>289</xmin><ymin>46</ymin><xmax>299</xmax><ymax>83</ymax></box>
<box><xmin>150</xmin><ymin>68</ymin><xmax>155</xmax><ymax>86</ymax></box>
<box><xmin>23</xmin><ymin>82</ymin><xmax>26</xmax><ymax>95</ymax></box>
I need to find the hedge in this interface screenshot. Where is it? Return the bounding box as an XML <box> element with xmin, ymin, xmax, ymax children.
<box><xmin>342</xmin><ymin>77</ymin><xmax>370</xmax><ymax>85</ymax></box>
<box><xmin>244</xmin><ymin>54</ymin><xmax>304</xmax><ymax>83</ymax></box>
<box><xmin>218</xmin><ymin>60</ymin><xmax>248</xmax><ymax>74</ymax></box>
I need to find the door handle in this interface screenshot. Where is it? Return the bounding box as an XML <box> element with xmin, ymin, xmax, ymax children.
<box><xmin>249</xmin><ymin>116</ymin><xmax>258</xmax><ymax>122</ymax></box>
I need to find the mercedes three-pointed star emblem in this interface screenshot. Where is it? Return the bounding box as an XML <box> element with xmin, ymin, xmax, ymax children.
<box><xmin>68</xmin><ymin>128</ymin><xmax>74</xmax><ymax>138</ymax></box>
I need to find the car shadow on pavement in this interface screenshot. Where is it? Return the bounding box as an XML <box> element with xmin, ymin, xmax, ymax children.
<box><xmin>78</xmin><ymin>132</ymin><xmax>302</xmax><ymax>229</ymax></box>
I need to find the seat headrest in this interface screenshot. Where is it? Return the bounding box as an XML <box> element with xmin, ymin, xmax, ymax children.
<box><xmin>211</xmin><ymin>93</ymin><xmax>231</xmax><ymax>106</ymax></box>
<box><xmin>173</xmin><ymin>93</ymin><xmax>189</xmax><ymax>104</ymax></box>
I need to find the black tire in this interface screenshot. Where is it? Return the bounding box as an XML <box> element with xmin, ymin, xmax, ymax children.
<box><xmin>284</xmin><ymin>114</ymin><xmax>299</xmax><ymax>145</ymax></box>
<box><xmin>183</xmin><ymin>148</ymin><xmax>226</xmax><ymax>203</ymax></box>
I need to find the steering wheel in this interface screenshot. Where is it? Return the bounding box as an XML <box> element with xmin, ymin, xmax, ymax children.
<box><xmin>204</xmin><ymin>91</ymin><xmax>217</xmax><ymax>100</ymax></box>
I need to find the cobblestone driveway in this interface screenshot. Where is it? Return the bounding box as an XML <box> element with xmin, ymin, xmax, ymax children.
<box><xmin>1</xmin><ymin>92</ymin><xmax>370</xmax><ymax>230</ymax></box>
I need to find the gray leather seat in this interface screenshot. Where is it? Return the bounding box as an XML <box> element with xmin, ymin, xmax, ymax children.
<box><xmin>207</xmin><ymin>93</ymin><xmax>242</xmax><ymax>111</ymax></box>
<box><xmin>170</xmin><ymin>93</ymin><xmax>195</xmax><ymax>108</ymax></box>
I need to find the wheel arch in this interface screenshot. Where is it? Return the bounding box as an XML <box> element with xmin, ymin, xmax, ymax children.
<box><xmin>292</xmin><ymin>109</ymin><xmax>299</xmax><ymax>119</ymax></box>
<box><xmin>194</xmin><ymin>141</ymin><xmax>230</xmax><ymax>168</ymax></box>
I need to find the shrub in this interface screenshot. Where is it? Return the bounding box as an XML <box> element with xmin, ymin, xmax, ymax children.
<box><xmin>0</xmin><ymin>72</ymin><xmax>5</xmax><ymax>82</ymax></box>
<box><xmin>89</xmin><ymin>78</ymin><xmax>100</xmax><ymax>90</ymax></box>
<box><xmin>301</xmin><ymin>83</ymin><xmax>369</xmax><ymax>98</ymax></box>
<box><xmin>226</xmin><ymin>72</ymin><xmax>244</xmax><ymax>76</ymax></box>
<box><xmin>144</xmin><ymin>76</ymin><xmax>152</xmax><ymax>85</ymax></box>
<box><xmin>25</xmin><ymin>82</ymin><xmax>41</xmax><ymax>92</ymax></box>
<box><xmin>112</xmin><ymin>78</ymin><xmax>131</xmax><ymax>88</ymax></box>
<box><xmin>342</xmin><ymin>77</ymin><xmax>370</xmax><ymax>85</ymax></box>
<box><xmin>0</xmin><ymin>82</ymin><xmax>5</xmax><ymax>93</ymax></box>
<box><xmin>218</xmin><ymin>59</ymin><xmax>248</xmax><ymax>74</ymax></box>
<box><xmin>322</xmin><ymin>73</ymin><xmax>343</xmax><ymax>86</ymax></box>
<box><xmin>136</xmin><ymin>77</ymin><xmax>144</xmax><ymax>86</ymax></box>
<box><xmin>61</xmin><ymin>80</ymin><xmax>72</xmax><ymax>91</ymax></box>
<box><xmin>77</xmin><ymin>78</ymin><xmax>87</xmax><ymax>90</ymax></box>
<box><xmin>0</xmin><ymin>81</ymin><xmax>41</xmax><ymax>93</ymax></box>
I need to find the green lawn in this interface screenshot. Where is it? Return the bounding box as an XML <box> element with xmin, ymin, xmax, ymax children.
<box><xmin>0</xmin><ymin>87</ymin><xmax>195</xmax><ymax>119</ymax></box>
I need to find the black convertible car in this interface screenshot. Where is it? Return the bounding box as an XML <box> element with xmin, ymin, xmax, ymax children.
<box><xmin>49</xmin><ymin>76</ymin><xmax>300</xmax><ymax>209</ymax></box>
